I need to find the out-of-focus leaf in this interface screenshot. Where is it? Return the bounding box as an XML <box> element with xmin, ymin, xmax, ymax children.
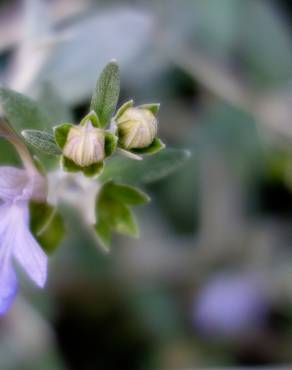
<box><xmin>196</xmin><ymin>102</ymin><xmax>265</xmax><ymax>178</ymax></box>
<box><xmin>37</xmin><ymin>82</ymin><xmax>74</xmax><ymax>124</ymax></box>
<box><xmin>90</xmin><ymin>61</ymin><xmax>120</xmax><ymax>127</ymax></box>
<box><xmin>239</xmin><ymin>1</ymin><xmax>292</xmax><ymax>87</ymax></box>
<box><xmin>100</xmin><ymin>199</ymin><xmax>138</xmax><ymax>237</ymax></box>
<box><xmin>29</xmin><ymin>201</ymin><xmax>65</xmax><ymax>255</ymax></box>
<box><xmin>0</xmin><ymin>88</ymin><xmax>51</xmax><ymax>134</ymax></box>
<box><xmin>95</xmin><ymin>219</ymin><xmax>112</xmax><ymax>252</ymax></box>
<box><xmin>0</xmin><ymin>138</ymin><xmax>20</xmax><ymax>165</ymax></box>
<box><xmin>22</xmin><ymin>129</ymin><xmax>61</xmax><ymax>155</ymax></box>
<box><xmin>101</xmin><ymin>148</ymin><xmax>191</xmax><ymax>184</ymax></box>
<box><xmin>40</xmin><ymin>8</ymin><xmax>153</xmax><ymax>105</ymax></box>
<box><xmin>103</xmin><ymin>181</ymin><xmax>150</xmax><ymax>205</ymax></box>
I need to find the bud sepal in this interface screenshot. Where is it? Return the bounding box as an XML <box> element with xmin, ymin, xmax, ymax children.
<box><xmin>130</xmin><ymin>137</ymin><xmax>165</xmax><ymax>155</ymax></box>
<box><xmin>61</xmin><ymin>156</ymin><xmax>105</xmax><ymax>177</ymax></box>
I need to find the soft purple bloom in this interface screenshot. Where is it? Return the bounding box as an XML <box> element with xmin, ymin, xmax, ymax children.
<box><xmin>0</xmin><ymin>166</ymin><xmax>48</xmax><ymax>315</ymax></box>
<box><xmin>193</xmin><ymin>273</ymin><xmax>268</xmax><ymax>337</ymax></box>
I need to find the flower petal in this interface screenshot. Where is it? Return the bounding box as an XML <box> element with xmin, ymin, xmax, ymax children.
<box><xmin>13</xmin><ymin>204</ymin><xmax>48</xmax><ymax>288</ymax></box>
<box><xmin>0</xmin><ymin>204</ymin><xmax>18</xmax><ymax>315</ymax></box>
<box><xmin>0</xmin><ymin>167</ymin><xmax>28</xmax><ymax>201</ymax></box>
<box><xmin>0</xmin><ymin>261</ymin><xmax>17</xmax><ymax>315</ymax></box>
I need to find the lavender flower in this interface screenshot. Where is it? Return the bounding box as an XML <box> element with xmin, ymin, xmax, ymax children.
<box><xmin>0</xmin><ymin>123</ymin><xmax>48</xmax><ymax>315</ymax></box>
<box><xmin>193</xmin><ymin>273</ymin><xmax>268</xmax><ymax>337</ymax></box>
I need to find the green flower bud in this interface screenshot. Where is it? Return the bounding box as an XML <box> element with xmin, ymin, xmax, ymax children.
<box><xmin>117</xmin><ymin>107</ymin><xmax>157</xmax><ymax>150</ymax></box>
<box><xmin>63</xmin><ymin>121</ymin><xmax>105</xmax><ymax>167</ymax></box>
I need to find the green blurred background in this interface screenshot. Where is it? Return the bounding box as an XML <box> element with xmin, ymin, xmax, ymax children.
<box><xmin>2</xmin><ymin>0</ymin><xmax>292</xmax><ymax>369</ymax></box>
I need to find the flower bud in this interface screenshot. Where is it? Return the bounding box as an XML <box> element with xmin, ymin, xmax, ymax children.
<box><xmin>63</xmin><ymin>121</ymin><xmax>105</xmax><ymax>167</ymax></box>
<box><xmin>117</xmin><ymin>108</ymin><xmax>157</xmax><ymax>149</ymax></box>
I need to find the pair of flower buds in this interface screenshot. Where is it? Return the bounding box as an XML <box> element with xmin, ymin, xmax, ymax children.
<box><xmin>54</xmin><ymin>101</ymin><xmax>163</xmax><ymax>177</ymax></box>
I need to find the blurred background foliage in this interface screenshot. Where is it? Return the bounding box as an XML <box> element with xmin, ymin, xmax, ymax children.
<box><xmin>2</xmin><ymin>0</ymin><xmax>292</xmax><ymax>369</ymax></box>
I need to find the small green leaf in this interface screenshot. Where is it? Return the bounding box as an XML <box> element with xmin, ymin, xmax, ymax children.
<box><xmin>131</xmin><ymin>138</ymin><xmax>165</xmax><ymax>155</ymax></box>
<box><xmin>104</xmin><ymin>181</ymin><xmax>150</xmax><ymax>204</ymax></box>
<box><xmin>94</xmin><ymin>180</ymin><xmax>149</xmax><ymax>248</ymax></box>
<box><xmin>138</xmin><ymin>103</ymin><xmax>160</xmax><ymax>114</ymax></box>
<box><xmin>114</xmin><ymin>100</ymin><xmax>134</xmax><ymax>119</ymax></box>
<box><xmin>62</xmin><ymin>156</ymin><xmax>104</xmax><ymax>177</ymax></box>
<box><xmin>0</xmin><ymin>88</ymin><xmax>51</xmax><ymax>135</ymax></box>
<box><xmin>95</xmin><ymin>219</ymin><xmax>112</xmax><ymax>251</ymax></box>
<box><xmin>29</xmin><ymin>201</ymin><xmax>65</xmax><ymax>255</ymax></box>
<box><xmin>98</xmin><ymin>198</ymin><xmax>138</xmax><ymax>237</ymax></box>
<box><xmin>104</xmin><ymin>131</ymin><xmax>117</xmax><ymax>157</ymax></box>
<box><xmin>90</xmin><ymin>60</ymin><xmax>120</xmax><ymax>127</ymax></box>
<box><xmin>54</xmin><ymin>123</ymin><xmax>73</xmax><ymax>149</ymax></box>
<box><xmin>101</xmin><ymin>148</ymin><xmax>191</xmax><ymax>184</ymax></box>
<box><xmin>22</xmin><ymin>129</ymin><xmax>61</xmax><ymax>155</ymax></box>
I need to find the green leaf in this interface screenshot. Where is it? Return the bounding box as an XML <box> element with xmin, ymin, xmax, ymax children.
<box><xmin>104</xmin><ymin>131</ymin><xmax>117</xmax><ymax>157</ymax></box>
<box><xmin>95</xmin><ymin>219</ymin><xmax>112</xmax><ymax>251</ymax></box>
<box><xmin>22</xmin><ymin>129</ymin><xmax>61</xmax><ymax>155</ymax></box>
<box><xmin>114</xmin><ymin>100</ymin><xmax>134</xmax><ymax>119</ymax></box>
<box><xmin>131</xmin><ymin>138</ymin><xmax>165</xmax><ymax>155</ymax></box>
<box><xmin>0</xmin><ymin>88</ymin><xmax>51</xmax><ymax>134</ymax></box>
<box><xmin>54</xmin><ymin>123</ymin><xmax>73</xmax><ymax>149</ymax></box>
<box><xmin>138</xmin><ymin>103</ymin><xmax>160</xmax><ymax>114</ymax></box>
<box><xmin>101</xmin><ymin>148</ymin><xmax>191</xmax><ymax>184</ymax></box>
<box><xmin>94</xmin><ymin>180</ymin><xmax>149</xmax><ymax>248</ymax></box>
<box><xmin>90</xmin><ymin>60</ymin><xmax>120</xmax><ymax>127</ymax></box>
<box><xmin>29</xmin><ymin>201</ymin><xmax>65</xmax><ymax>255</ymax></box>
<box><xmin>98</xmin><ymin>197</ymin><xmax>138</xmax><ymax>237</ymax></box>
<box><xmin>104</xmin><ymin>181</ymin><xmax>150</xmax><ymax>204</ymax></box>
<box><xmin>62</xmin><ymin>156</ymin><xmax>104</xmax><ymax>177</ymax></box>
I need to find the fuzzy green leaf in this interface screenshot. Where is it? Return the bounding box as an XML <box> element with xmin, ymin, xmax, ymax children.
<box><xmin>29</xmin><ymin>201</ymin><xmax>65</xmax><ymax>255</ymax></box>
<box><xmin>90</xmin><ymin>61</ymin><xmax>120</xmax><ymax>127</ymax></box>
<box><xmin>101</xmin><ymin>148</ymin><xmax>191</xmax><ymax>184</ymax></box>
<box><xmin>22</xmin><ymin>129</ymin><xmax>61</xmax><ymax>155</ymax></box>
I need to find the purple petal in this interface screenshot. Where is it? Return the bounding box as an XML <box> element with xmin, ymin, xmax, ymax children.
<box><xmin>0</xmin><ymin>167</ymin><xmax>28</xmax><ymax>201</ymax></box>
<box><xmin>0</xmin><ymin>262</ymin><xmax>17</xmax><ymax>315</ymax></box>
<box><xmin>0</xmin><ymin>204</ymin><xmax>18</xmax><ymax>315</ymax></box>
<box><xmin>13</xmin><ymin>204</ymin><xmax>48</xmax><ymax>288</ymax></box>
